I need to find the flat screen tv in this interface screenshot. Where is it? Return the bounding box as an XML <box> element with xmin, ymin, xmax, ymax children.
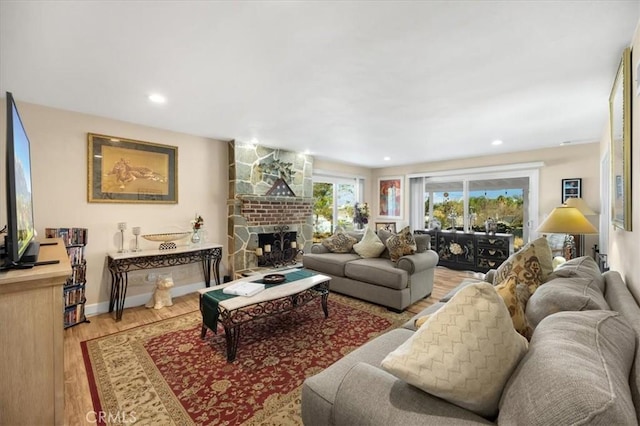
<box><xmin>1</xmin><ymin>92</ymin><xmax>39</xmax><ymax>269</ymax></box>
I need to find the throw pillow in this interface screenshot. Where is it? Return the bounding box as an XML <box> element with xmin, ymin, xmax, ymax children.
<box><xmin>381</xmin><ymin>282</ymin><xmax>528</xmax><ymax>418</ymax></box>
<box><xmin>385</xmin><ymin>226</ymin><xmax>417</xmax><ymax>262</ymax></box>
<box><xmin>414</xmin><ymin>315</ymin><xmax>430</xmax><ymax>328</ymax></box>
<box><xmin>494</xmin><ymin>276</ymin><xmax>533</xmax><ymax>340</ymax></box>
<box><xmin>321</xmin><ymin>230</ymin><xmax>358</xmax><ymax>253</ymax></box>
<box><xmin>353</xmin><ymin>227</ymin><xmax>386</xmax><ymax>258</ymax></box>
<box><xmin>493</xmin><ymin>236</ymin><xmax>553</xmax><ymax>294</ymax></box>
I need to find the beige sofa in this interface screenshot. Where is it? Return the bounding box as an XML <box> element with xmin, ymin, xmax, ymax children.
<box><xmin>302</xmin><ymin>231</ymin><xmax>438</xmax><ymax>312</ymax></box>
<box><xmin>301</xmin><ymin>256</ymin><xmax>640</xmax><ymax>425</ymax></box>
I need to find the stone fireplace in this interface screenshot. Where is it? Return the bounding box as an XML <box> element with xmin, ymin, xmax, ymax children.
<box><xmin>227</xmin><ymin>142</ymin><xmax>314</xmax><ymax>276</ymax></box>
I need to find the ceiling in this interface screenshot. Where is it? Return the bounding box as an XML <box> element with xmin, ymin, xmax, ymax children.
<box><xmin>1</xmin><ymin>1</ymin><xmax>638</xmax><ymax>168</ymax></box>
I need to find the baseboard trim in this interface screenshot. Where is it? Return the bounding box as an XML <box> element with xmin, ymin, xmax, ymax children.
<box><xmin>85</xmin><ymin>281</ymin><xmax>206</xmax><ymax>317</ymax></box>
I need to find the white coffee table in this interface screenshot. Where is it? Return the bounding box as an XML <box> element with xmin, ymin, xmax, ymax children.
<box><xmin>198</xmin><ymin>268</ymin><xmax>331</xmax><ymax>361</ymax></box>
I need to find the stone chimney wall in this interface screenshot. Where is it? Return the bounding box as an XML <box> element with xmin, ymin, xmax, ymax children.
<box><xmin>227</xmin><ymin>141</ymin><xmax>315</xmax><ymax>276</ymax></box>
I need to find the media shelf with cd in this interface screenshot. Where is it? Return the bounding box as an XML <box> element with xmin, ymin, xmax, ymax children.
<box><xmin>45</xmin><ymin>227</ymin><xmax>90</xmax><ymax>328</ymax></box>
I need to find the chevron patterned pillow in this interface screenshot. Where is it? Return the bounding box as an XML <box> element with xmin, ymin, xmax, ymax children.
<box><xmin>381</xmin><ymin>282</ymin><xmax>528</xmax><ymax>419</ymax></box>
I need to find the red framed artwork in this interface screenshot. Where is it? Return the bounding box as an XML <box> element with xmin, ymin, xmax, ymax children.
<box><xmin>378</xmin><ymin>176</ymin><xmax>403</xmax><ymax>219</ymax></box>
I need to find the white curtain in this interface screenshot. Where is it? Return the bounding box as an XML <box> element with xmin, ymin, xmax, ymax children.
<box><xmin>409</xmin><ymin>177</ymin><xmax>425</xmax><ymax>231</ymax></box>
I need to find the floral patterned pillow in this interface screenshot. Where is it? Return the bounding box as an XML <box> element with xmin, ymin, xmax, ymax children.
<box><xmin>495</xmin><ymin>276</ymin><xmax>533</xmax><ymax>340</ymax></box>
<box><xmin>493</xmin><ymin>237</ymin><xmax>553</xmax><ymax>295</ymax></box>
<box><xmin>322</xmin><ymin>230</ymin><xmax>358</xmax><ymax>253</ymax></box>
<box><xmin>385</xmin><ymin>226</ymin><xmax>417</xmax><ymax>262</ymax></box>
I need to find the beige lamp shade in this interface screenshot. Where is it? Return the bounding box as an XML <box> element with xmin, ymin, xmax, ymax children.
<box><xmin>564</xmin><ymin>197</ymin><xmax>597</xmax><ymax>216</ymax></box>
<box><xmin>537</xmin><ymin>205</ymin><xmax>598</xmax><ymax>234</ymax></box>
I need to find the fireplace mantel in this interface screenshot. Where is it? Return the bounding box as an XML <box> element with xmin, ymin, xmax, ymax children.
<box><xmin>234</xmin><ymin>194</ymin><xmax>314</xmax><ymax>204</ymax></box>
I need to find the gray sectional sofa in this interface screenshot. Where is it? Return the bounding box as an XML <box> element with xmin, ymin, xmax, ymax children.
<box><xmin>301</xmin><ymin>256</ymin><xmax>640</xmax><ymax>425</ymax></box>
<box><xmin>302</xmin><ymin>231</ymin><xmax>439</xmax><ymax>311</ymax></box>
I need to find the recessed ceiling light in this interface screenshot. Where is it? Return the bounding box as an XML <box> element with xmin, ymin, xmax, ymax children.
<box><xmin>492</xmin><ymin>140</ymin><xmax>503</xmax><ymax>146</ymax></box>
<box><xmin>560</xmin><ymin>141</ymin><xmax>571</xmax><ymax>146</ymax></box>
<box><xmin>148</xmin><ymin>93</ymin><xmax>167</xmax><ymax>104</ymax></box>
<box><xmin>303</xmin><ymin>149</ymin><xmax>311</xmax><ymax>155</ymax></box>
<box><xmin>383</xmin><ymin>156</ymin><xmax>391</xmax><ymax>161</ymax></box>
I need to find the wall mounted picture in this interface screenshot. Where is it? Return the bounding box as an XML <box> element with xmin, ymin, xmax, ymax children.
<box><xmin>609</xmin><ymin>47</ymin><xmax>632</xmax><ymax>231</ymax></box>
<box><xmin>561</xmin><ymin>178</ymin><xmax>581</xmax><ymax>203</ymax></box>
<box><xmin>375</xmin><ymin>222</ymin><xmax>396</xmax><ymax>233</ymax></box>
<box><xmin>88</xmin><ymin>133</ymin><xmax>178</xmax><ymax>203</ymax></box>
<box><xmin>378</xmin><ymin>176</ymin><xmax>403</xmax><ymax>219</ymax></box>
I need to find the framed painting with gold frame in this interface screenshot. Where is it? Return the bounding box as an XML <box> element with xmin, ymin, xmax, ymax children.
<box><xmin>87</xmin><ymin>133</ymin><xmax>178</xmax><ymax>203</ymax></box>
<box><xmin>609</xmin><ymin>48</ymin><xmax>632</xmax><ymax>231</ymax></box>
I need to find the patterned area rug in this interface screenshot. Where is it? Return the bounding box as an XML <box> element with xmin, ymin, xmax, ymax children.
<box><xmin>82</xmin><ymin>294</ymin><xmax>411</xmax><ymax>425</ymax></box>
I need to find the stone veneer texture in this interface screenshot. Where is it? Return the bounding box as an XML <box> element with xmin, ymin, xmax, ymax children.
<box><xmin>227</xmin><ymin>141</ymin><xmax>315</xmax><ymax>275</ymax></box>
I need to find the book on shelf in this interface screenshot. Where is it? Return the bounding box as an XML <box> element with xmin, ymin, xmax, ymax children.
<box><xmin>44</xmin><ymin>227</ymin><xmax>88</xmax><ymax>246</ymax></box>
<box><xmin>64</xmin><ymin>286</ymin><xmax>85</xmax><ymax>306</ymax></box>
<box><xmin>223</xmin><ymin>281</ymin><xmax>265</xmax><ymax>297</ymax></box>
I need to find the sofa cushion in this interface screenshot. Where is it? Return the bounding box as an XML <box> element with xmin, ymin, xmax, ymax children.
<box><xmin>385</xmin><ymin>226</ymin><xmax>417</xmax><ymax>262</ymax></box>
<box><xmin>353</xmin><ymin>227</ymin><xmax>386</xmax><ymax>258</ymax></box>
<box><xmin>525</xmin><ymin>276</ymin><xmax>610</xmax><ymax>328</ymax></box>
<box><xmin>381</xmin><ymin>282</ymin><xmax>528</xmax><ymax>418</ymax></box>
<box><xmin>322</xmin><ymin>230</ymin><xmax>358</xmax><ymax>253</ymax></box>
<box><xmin>302</xmin><ymin>252</ymin><xmax>361</xmax><ymax>277</ymax></box>
<box><xmin>498</xmin><ymin>310</ymin><xmax>637</xmax><ymax>425</ymax></box>
<box><xmin>301</xmin><ymin>328</ymin><xmax>414</xmax><ymax>425</ymax></box>
<box><xmin>344</xmin><ymin>258</ymin><xmax>408</xmax><ymax>290</ymax></box>
<box><xmin>493</xmin><ymin>236</ymin><xmax>553</xmax><ymax>294</ymax></box>
<box><xmin>547</xmin><ymin>255</ymin><xmax>605</xmax><ymax>292</ymax></box>
<box><xmin>495</xmin><ymin>275</ymin><xmax>533</xmax><ymax>340</ymax></box>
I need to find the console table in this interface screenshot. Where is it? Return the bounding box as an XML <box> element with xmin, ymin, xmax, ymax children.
<box><xmin>415</xmin><ymin>230</ymin><xmax>514</xmax><ymax>273</ymax></box>
<box><xmin>107</xmin><ymin>242</ymin><xmax>223</xmax><ymax>321</ymax></box>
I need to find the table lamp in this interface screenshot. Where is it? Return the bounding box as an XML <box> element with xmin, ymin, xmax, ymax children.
<box><xmin>537</xmin><ymin>205</ymin><xmax>597</xmax><ymax>259</ymax></box>
<box><xmin>563</xmin><ymin>198</ymin><xmax>597</xmax><ymax>256</ymax></box>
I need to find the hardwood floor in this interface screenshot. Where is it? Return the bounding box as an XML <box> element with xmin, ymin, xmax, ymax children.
<box><xmin>63</xmin><ymin>267</ymin><xmax>477</xmax><ymax>425</ymax></box>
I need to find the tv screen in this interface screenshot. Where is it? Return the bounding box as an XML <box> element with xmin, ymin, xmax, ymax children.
<box><xmin>3</xmin><ymin>92</ymin><xmax>37</xmax><ymax>267</ymax></box>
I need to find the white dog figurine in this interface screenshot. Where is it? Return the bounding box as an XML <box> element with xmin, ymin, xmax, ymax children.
<box><xmin>146</xmin><ymin>275</ymin><xmax>174</xmax><ymax>309</ymax></box>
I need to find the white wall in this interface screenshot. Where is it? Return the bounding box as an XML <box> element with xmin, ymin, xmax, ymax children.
<box><xmin>370</xmin><ymin>143</ymin><xmax>601</xmax><ymax>228</ymax></box>
<box><xmin>604</xmin><ymin>18</ymin><xmax>640</xmax><ymax>301</ymax></box>
<box><xmin>1</xmin><ymin>101</ymin><xmax>229</xmax><ymax>313</ymax></box>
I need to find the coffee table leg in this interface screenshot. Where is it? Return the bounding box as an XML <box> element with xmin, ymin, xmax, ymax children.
<box><xmin>321</xmin><ymin>292</ymin><xmax>329</xmax><ymax>318</ymax></box>
<box><xmin>224</xmin><ymin>325</ymin><xmax>241</xmax><ymax>362</ymax></box>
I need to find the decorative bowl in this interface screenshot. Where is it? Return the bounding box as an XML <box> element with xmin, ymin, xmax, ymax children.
<box><xmin>142</xmin><ymin>232</ymin><xmax>190</xmax><ymax>243</ymax></box>
<box><xmin>142</xmin><ymin>232</ymin><xmax>190</xmax><ymax>250</ymax></box>
<box><xmin>262</xmin><ymin>274</ymin><xmax>286</xmax><ymax>284</ymax></box>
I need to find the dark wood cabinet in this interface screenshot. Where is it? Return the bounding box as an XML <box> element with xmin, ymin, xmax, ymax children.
<box><xmin>415</xmin><ymin>230</ymin><xmax>514</xmax><ymax>273</ymax></box>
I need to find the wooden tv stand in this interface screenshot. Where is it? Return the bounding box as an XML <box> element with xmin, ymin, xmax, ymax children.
<box><xmin>0</xmin><ymin>238</ymin><xmax>71</xmax><ymax>425</ymax></box>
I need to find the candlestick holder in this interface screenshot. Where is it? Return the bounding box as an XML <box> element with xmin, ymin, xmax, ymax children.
<box><xmin>117</xmin><ymin>222</ymin><xmax>128</xmax><ymax>253</ymax></box>
<box><xmin>132</xmin><ymin>226</ymin><xmax>142</xmax><ymax>252</ymax></box>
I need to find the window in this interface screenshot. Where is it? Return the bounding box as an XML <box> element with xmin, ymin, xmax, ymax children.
<box><xmin>411</xmin><ymin>163</ymin><xmax>542</xmax><ymax>250</ymax></box>
<box><xmin>312</xmin><ymin>173</ymin><xmax>364</xmax><ymax>240</ymax></box>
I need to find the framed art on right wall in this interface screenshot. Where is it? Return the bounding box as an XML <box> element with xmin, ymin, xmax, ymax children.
<box><xmin>562</xmin><ymin>178</ymin><xmax>582</xmax><ymax>203</ymax></box>
<box><xmin>609</xmin><ymin>47</ymin><xmax>632</xmax><ymax>231</ymax></box>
